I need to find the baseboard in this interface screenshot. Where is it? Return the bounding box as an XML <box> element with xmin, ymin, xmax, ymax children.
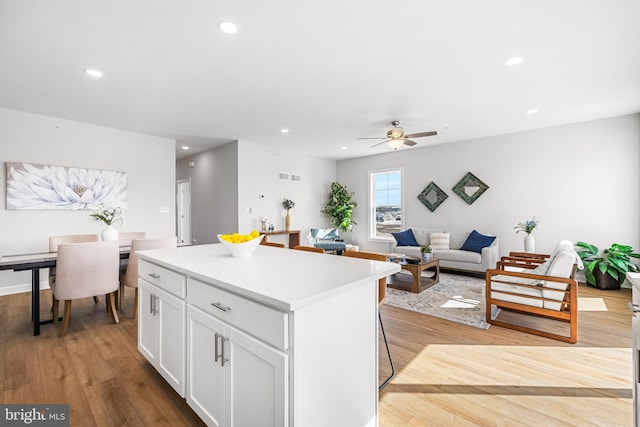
<box><xmin>0</xmin><ymin>281</ymin><xmax>50</xmax><ymax>296</ymax></box>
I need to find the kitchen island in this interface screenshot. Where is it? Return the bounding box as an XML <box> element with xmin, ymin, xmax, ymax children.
<box><xmin>136</xmin><ymin>243</ymin><xmax>400</xmax><ymax>427</ymax></box>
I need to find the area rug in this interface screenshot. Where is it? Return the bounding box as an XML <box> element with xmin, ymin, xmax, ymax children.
<box><xmin>384</xmin><ymin>272</ymin><xmax>500</xmax><ymax>329</ymax></box>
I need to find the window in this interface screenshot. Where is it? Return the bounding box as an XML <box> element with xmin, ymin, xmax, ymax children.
<box><xmin>370</xmin><ymin>169</ymin><xmax>403</xmax><ymax>240</ymax></box>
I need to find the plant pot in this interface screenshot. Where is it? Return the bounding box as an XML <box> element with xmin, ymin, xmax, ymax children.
<box><xmin>524</xmin><ymin>234</ymin><xmax>535</xmax><ymax>253</ymax></box>
<box><xmin>101</xmin><ymin>225</ymin><xmax>118</xmax><ymax>242</ymax></box>
<box><xmin>422</xmin><ymin>253</ymin><xmax>432</xmax><ymax>261</ymax></box>
<box><xmin>593</xmin><ymin>269</ymin><xmax>625</xmax><ymax>290</ymax></box>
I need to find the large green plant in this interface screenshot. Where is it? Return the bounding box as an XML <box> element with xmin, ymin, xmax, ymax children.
<box><xmin>322</xmin><ymin>182</ymin><xmax>357</xmax><ymax>233</ymax></box>
<box><xmin>575</xmin><ymin>241</ymin><xmax>640</xmax><ymax>287</ymax></box>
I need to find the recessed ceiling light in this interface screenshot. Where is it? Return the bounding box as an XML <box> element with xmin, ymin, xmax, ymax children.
<box><xmin>218</xmin><ymin>21</ymin><xmax>238</xmax><ymax>34</ymax></box>
<box><xmin>505</xmin><ymin>57</ymin><xmax>523</xmax><ymax>67</ymax></box>
<box><xmin>181</xmin><ymin>146</ymin><xmax>190</xmax><ymax>150</ymax></box>
<box><xmin>526</xmin><ymin>109</ymin><xmax>539</xmax><ymax>115</ymax></box>
<box><xmin>83</xmin><ymin>68</ymin><xmax>103</xmax><ymax>78</ymax></box>
<box><xmin>341</xmin><ymin>146</ymin><xmax>348</xmax><ymax>150</ymax></box>
<box><xmin>280</xmin><ymin>128</ymin><xmax>289</xmax><ymax>133</ymax></box>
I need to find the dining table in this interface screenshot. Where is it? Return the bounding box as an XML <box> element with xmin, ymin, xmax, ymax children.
<box><xmin>0</xmin><ymin>247</ymin><xmax>130</xmax><ymax>336</ymax></box>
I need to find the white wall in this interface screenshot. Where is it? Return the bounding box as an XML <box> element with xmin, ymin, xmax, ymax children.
<box><xmin>0</xmin><ymin>108</ymin><xmax>176</xmax><ymax>294</ymax></box>
<box><xmin>176</xmin><ymin>141</ymin><xmax>239</xmax><ymax>245</ymax></box>
<box><xmin>237</xmin><ymin>140</ymin><xmax>336</xmax><ymax>246</ymax></box>
<box><xmin>337</xmin><ymin>114</ymin><xmax>640</xmax><ymax>258</ymax></box>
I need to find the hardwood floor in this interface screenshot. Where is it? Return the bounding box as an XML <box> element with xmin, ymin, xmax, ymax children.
<box><xmin>0</xmin><ymin>282</ymin><xmax>633</xmax><ymax>426</ymax></box>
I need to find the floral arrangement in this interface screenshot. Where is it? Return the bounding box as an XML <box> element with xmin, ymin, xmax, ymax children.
<box><xmin>282</xmin><ymin>198</ymin><xmax>295</xmax><ymax>210</ymax></box>
<box><xmin>89</xmin><ymin>204</ymin><xmax>125</xmax><ymax>227</ymax></box>
<box><xmin>514</xmin><ymin>217</ymin><xmax>538</xmax><ymax>234</ymax></box>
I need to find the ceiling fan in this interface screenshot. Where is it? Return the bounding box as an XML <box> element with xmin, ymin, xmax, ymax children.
<box><xmin>358</xmin><ymin>121</ymin><xmax>437</xmax><ymax>150</ymax></box>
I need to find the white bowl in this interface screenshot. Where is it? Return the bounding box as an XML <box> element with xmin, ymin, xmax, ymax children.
<box><xmin>217</xmin><ymin>234</ymin><xmax>264</xmax><ymax>258</ymax></box>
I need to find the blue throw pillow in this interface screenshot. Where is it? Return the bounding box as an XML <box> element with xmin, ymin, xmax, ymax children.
<box><xmin>391</xmin><ymin>229</ymin><xmax>420</xmax><ymax>246</ymax></box>
<box><xmin>460</xmin><ymin>230</ymin><xmax>496</xmax><ymax>253</ymax></box>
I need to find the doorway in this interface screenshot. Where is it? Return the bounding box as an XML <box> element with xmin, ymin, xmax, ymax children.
<box><xmin>176</xmin><ymin>179</ymin><xmax>192</xmax><ymax>246</ymax></box>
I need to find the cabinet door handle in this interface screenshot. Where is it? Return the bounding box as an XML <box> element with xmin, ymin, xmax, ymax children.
<box><xmin>221</xmin><ymin>336</ymin><xmax>229</xmax><ymax>366</ymax></box>
<box><xmin>211</xmin><ymin>302</ymin><xmax>231</xmax><ymax>312</ymax></box>
<box><xmin>149</xmin><ymin>294</ymin><xmax>154</xmax><ymax>314</ymax></box>
<box><xmin>148</xmin><ymin>273</ymin><xmax>160</xmax><ymax>279</ymax></box>
<box><xmin>629</xmin><ymin>302</ymin><xmax>640</xmax><ymax>313</ymax></box>
<box><xmin>214</xmin><ymin>332</ymin><xmax>222</xmax><ymax>363</ymax></box>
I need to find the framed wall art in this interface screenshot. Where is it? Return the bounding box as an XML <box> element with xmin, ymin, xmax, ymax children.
<box><xmin>452</xmin><ymin>172</ymin><xmax>489</xmax><ymax>205</ymax></box>
<box><xmin>6</xmin><ymin>162</ymin><xmax>127</xmax><ymax>210</ymax></box>
<box><xmin>417</xmin><ymin>181</ymin><xmax>448</xmax><ymax>212</ymax></box>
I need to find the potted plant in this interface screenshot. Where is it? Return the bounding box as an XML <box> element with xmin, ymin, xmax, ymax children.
<box><xmin>421</xmin><ymin>245</ymin><xmax>432</xmax><ymax>261</ymax></box>
<box><xmin>575</xmin><ymin>241</ymin><xmax>640</xmax><ymax>290</ymax></box>
<box><xmin>321</xmin><ymin>182</ymin><xmax>357</xmax><ymax>233</ymax></box>
<box><xmin>89</xmin><ymin>204</ymin><xmax>125</xmax><ymax>241</ymax></box>
<box><xmin>514</xmin><ymin>216</ymin><xmax>538</xmax><ymax>253</ymax></box>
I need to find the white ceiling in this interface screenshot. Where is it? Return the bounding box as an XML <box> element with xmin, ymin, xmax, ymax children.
<box><xmin>1</xmin><ymin>1</ymin><xmax>639</xmax><ymax>160</ymax></box>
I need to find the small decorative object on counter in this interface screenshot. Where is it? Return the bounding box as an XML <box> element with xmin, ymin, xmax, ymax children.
<box><xmin>268</xmin><ymin>224</ymin><xmax>275</xmax><ymax>232</ymax></box>
<box><xmin>261</xmin><ymin>217</ymin><xmax>268</xmax><ymax>232</ymax></box>
<box><xmin>218</xmin><ymin>230</ymin><xmax>264</xmax><ymax>257</ymax></box>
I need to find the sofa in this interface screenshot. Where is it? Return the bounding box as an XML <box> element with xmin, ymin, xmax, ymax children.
<box><xmin>391</xmin><ymin>227</ymin><xmax>499</xmax><ymax>273</ymax></box>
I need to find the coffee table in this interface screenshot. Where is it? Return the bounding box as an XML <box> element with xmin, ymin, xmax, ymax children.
<box><xmin>387</xmin><ymin>258</ymin><xmax>440</xmax><ymax>293</ymax></box>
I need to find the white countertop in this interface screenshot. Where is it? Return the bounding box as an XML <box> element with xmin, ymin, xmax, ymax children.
<box><xmin>137</xmin><ymin>244</ymin><xmax>400</xmax><ymax>312</ymax></box>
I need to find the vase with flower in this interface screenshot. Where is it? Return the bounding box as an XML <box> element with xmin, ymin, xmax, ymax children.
<box><xmin>282</xmin><ymin>198</ymin><xmax>295</xmax><ymax>231</ymax></box>
<box><xmin>514</xmin><ymin>216</ymin><xmax>539</xmax><ymax>253</ymax></box>
<box><xmin>90</xmin><ymin>204</ymin><xmax>125</xmax><ymax>241</ymax></box>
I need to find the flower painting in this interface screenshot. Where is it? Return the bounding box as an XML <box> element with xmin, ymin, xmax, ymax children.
<box><xmin>6</xmin><ymin>162</ymin><xmax>127</xmax><ymax>210</ymax></box>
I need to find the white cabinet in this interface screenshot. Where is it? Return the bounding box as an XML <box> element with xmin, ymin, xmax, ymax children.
<box><xmin>186</xmin><ymin>283</ymin><xmax>288</xmax><ymax>427</ymax></box>
<box><xmin>136</xmin><ymin>245</ymin><xmax>397</xmax><ymax>427</ymax></box>
<box><xmin>137</xmin><ymin>262</ymin><xmax>186</xmax><ymax>397</ymax></box>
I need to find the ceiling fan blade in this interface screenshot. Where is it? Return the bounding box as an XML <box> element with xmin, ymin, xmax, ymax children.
<box><xmin>357</xmin><ymin>137</ymin><xmax>386</xmax><ymax>140</ymax></box>
<box><xmin>403</xmin><ymin>139</ymin><xmax>418</xmax><ymax>146</ymax></box>
<box><xmin>404</xmin><ymin>131</ymin><xmax>437</xmax><ymax>138</ymax></box>
<box><xmin>370</xmin><ymin>140</ymin><xmax>389</xmax><ymax>148</ymax></box>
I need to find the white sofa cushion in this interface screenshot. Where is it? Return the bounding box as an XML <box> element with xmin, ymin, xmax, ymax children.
<box><xmin>410</xmin><ymin>228</ymin><xmax>443</xmax><ymax>247</ymax></box>
<box><xmin>435</xmin><ymin>249</ymin><xmax>481</xmax><ymax>264</ymax></box>
<box><xmin>542</xmin><ymin>249</ymin><xmax>577</xmax><ymax>310</ymax></box>
<box><xmin>491</xmin><ymin>280</ymin><xmax>543</xmax><ymax>308</ymax></box>
<box><xmin>429</xmin><ymin>232</ymin><xmax>450</xmax><ymax>250</ymax></box>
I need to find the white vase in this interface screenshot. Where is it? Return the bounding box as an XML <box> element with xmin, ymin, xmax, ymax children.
<box><xmin>422</xmin><ymin>253</ymin><xmax>432</xmax><ymax>261</ymax></box>
<box><xmin>524</xmin><ymin>234</ymin><xmax>535</xmax><ymax>253</ymax></box>
<box><xmin>101</xmin><ymin>225</ymin><xmax>118</xmax><ymax>242</ymax></box>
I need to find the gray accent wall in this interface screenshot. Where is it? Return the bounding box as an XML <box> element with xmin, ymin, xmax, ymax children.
<box><xmin>0</xmin><ymin>108</ymin><xmax>176</xmax><ymax>295</ymax></box>
<box><xmin>176</xmin><ymin>141</ymin><xmax>239</xmax><ymax>244</ymax></box>
<box><xmin>337</xmin><ymin>113</ymin><xmax>640</xmax><ymax>259</ymax></box>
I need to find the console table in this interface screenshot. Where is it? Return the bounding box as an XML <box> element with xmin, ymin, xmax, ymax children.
<box><xmin>260</xmin><ymin>230</ymin><xmax>300</xmax><ymax>248</ymax></box>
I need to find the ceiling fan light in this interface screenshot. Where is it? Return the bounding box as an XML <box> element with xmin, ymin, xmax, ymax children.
<box><xmin>390</xmin><ymin>127</ymin><xmax>403</xmax><ymax>138</ymax></box>
<box><xmin>387</xmin><ymin>139</ymin><xmax>404</xmax><ymax>150</ymax></box>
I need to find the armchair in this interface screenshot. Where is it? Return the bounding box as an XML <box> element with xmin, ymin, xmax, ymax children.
<box><xmin>486</xmin><ymin>242</ymin><xmax>581</xmax><ymax>343</ymax></box>
<box><xmin>309</xmin><ymin>228</ymin><xmax>347</xmax><ymax>254</ymax></box>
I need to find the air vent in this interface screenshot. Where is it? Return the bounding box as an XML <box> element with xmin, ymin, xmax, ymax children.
<box><xmin>279</xmin><ymin>173</ymin><xmax>290</xmax><ymax>180</ymax></box>
<box><xmin>291</xmin><ymin>175</ymin><xmax>301</xmax><ymax>182</ymax></box>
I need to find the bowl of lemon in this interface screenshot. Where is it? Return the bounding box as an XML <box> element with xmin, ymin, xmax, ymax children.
<box><xmin>217</xmin><ymin>230</ymin><xmax>264</xmax><ymax>258</ymax></box>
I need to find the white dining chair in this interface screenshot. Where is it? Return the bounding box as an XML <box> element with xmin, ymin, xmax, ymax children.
<box><xmin>120</xmin><ymin>237</ymin><xmax>177</xmax><ymax>318</ymax></box>
<box><xmin>50</xmin><ymin>241</ymin><xmax>120</xmax><ymax>337</ymax></box>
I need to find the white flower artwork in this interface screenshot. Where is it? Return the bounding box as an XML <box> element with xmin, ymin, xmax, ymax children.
<box><xmin>6</xmin><ymin>162</ymin><xmax>127</xmax><ymax>210</ymax></box>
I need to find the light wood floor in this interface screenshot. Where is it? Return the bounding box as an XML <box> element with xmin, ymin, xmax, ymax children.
<box><xmin>0</xmin><ymin>282</ymin><xmax>633</xmax><ymax>426</ymax></box>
